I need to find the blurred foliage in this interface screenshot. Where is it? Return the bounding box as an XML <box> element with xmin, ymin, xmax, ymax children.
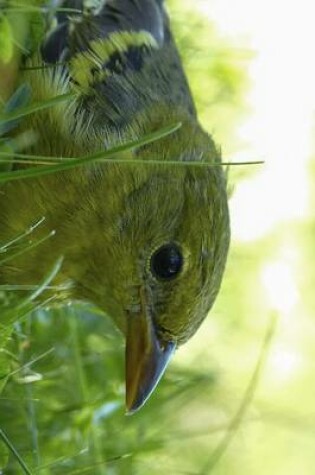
<box><xmin>168</xmin><ymin>0</ymin><xmax>251</xmax><ymax>156</ymax></box>
<box><xmin>1</xmin><ymin>1</ymin><xmax>314</xmax><ymax>474</ymax></box>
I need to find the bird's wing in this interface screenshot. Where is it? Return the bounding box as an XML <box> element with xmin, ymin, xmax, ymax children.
<box><xmin>42</xmin><ymin>0</ymin><xmax>167</xmax><ymax>64</ymax></box>
<box><xmin>40</xmin><ymin>0</ymin><xmax>196</xmax><ymax>132</ymax></box>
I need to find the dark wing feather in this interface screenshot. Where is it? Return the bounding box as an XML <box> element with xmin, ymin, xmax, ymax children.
<box><xmin>42</xmin><ymin>0</ymin><xmax>167</xmax><ymax>63</ymax></box>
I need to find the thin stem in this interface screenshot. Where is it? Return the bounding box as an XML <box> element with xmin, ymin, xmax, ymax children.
<box><xmin>0</xmin><ymin>428</ymin><xmax>33</xmax><ymax>474</ymax></box>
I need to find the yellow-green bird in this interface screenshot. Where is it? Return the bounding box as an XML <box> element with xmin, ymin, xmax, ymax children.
<box><xmin>0</xmin><ymin>0</ymin><xmax>230</xmax><ymax>413</ymax></box>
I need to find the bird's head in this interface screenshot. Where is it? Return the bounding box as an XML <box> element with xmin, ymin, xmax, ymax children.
<box><xmin>0</xmin><ymin>112</ymin><xmax>229</xmax><ymax>413</ymax></box>
<box><xmin>69</xmin><ymin>148</ymin><xmax>230</xmax><ymax>412</ymax></box>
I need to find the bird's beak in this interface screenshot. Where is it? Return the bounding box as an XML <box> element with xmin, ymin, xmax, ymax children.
<box><xmin>125</xmin><ymin>295</ymin><xmax>175</xmax><ymax>414</ymax></box>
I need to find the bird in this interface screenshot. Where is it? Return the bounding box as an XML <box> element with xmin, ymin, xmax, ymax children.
<box><xmin>0</xmin><ymin>0</ymin><xmax>230</xmax><ymax>413</ymax></box>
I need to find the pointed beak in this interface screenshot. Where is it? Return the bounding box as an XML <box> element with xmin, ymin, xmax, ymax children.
<box><xmin>125</xmin><ymin>295</ymin><xmax>175</xmax><ymax>414</ymax></box>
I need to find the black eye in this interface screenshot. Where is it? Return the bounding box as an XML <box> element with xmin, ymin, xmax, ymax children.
<box><xmin>150</xmin><ymin>243</ymin><xmax>183</xmax><ymax>281</ymax></box>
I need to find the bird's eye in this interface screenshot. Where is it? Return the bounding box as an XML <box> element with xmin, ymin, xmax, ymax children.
<box><xmin>150</xmin><ymin>243</ymin><xmax>183</xmax><ymax>281</ymax></box>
